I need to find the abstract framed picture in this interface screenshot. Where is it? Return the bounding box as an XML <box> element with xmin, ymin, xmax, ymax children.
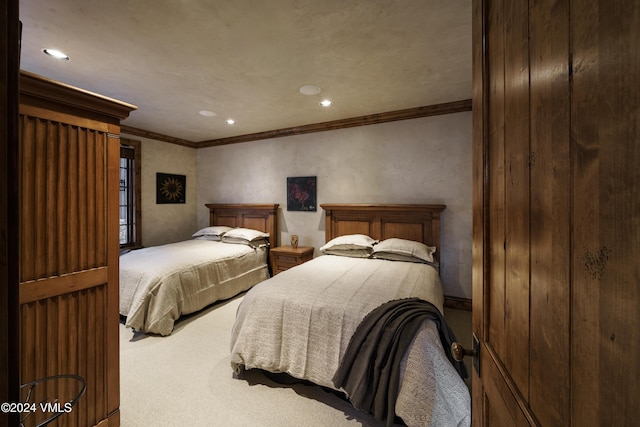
<box><xmin>156</xmin><ymin>173</ymin><xmax>186</xmax><ymax>204</ymax></box>
<box><xmin>287</xmin><ymin>176</ymin><xmax>317</xmax><ymax>211</ymax></box>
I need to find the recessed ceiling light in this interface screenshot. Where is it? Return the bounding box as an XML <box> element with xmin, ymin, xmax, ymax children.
<box><xmin>42</xmin><ymin>48</ymin><xmax>69</xmax><ymax>60</ymax></box>
<box><xmin>226</xmin><ymin>119</ymin><xmax>235</xmax><ymax>125</ymax></box>
<box><xmin>198</xmin><ymin>110</ymin><xmax>217</xmax><ymax>117</ymax></box>
<box><xmin>320</xmin><ymin>99</ymin><xmax>332</xmax><ymax>107</ymax></box>
<box><xmin>299</xmin><ymin>85</ymin><xmax>321</xmax><ymax>96</ymax></box>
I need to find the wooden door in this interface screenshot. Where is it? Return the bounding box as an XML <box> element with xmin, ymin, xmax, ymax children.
<box><xmin>570</xmin><ymin>0</ymin><xmax>640</xmax><ymax>424</ymax></box>
<box><xmin>1</xmin><ymin>1</ymin><xmax>21</xmax><ymax>426</ymax></box>
<box><xmin>472</xmin><ymin>0</ymin><xmax>640</xmax><ymax>425</ymax></box>
<box><xmin>18</xmin><ymin>72</ymin><xmax>135</xmax><ymax>427</ymax></box>
<box><xmin>473</xmin><ymin>0</ymin><xmax>572</xmax><ymax>424</ymax></box>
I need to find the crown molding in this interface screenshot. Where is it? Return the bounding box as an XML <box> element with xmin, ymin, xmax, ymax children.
<box><xmin>120</xmin><ymin>125</ymin><xmax>198</xmax><ymax>148</ymax></box>
<box><xmin>121</xmin><ymin>99</ymin><xmax>472</xmax><ymax>149</ymax></box>
<box><xmin>198</xmin><ymin>99</ymin><xmax>472</xmax><ymax>147</ymax></box>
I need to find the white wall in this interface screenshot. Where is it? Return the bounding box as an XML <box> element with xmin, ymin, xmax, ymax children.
<box><xmin>127</xmin><ymin>136</ymin><xmax>198</xmax><ymax>247</ymax></box>
<box><xmin>196</xmin><ymin>112</ymin><xmax>472</xmax><ymax>299</ymax></box>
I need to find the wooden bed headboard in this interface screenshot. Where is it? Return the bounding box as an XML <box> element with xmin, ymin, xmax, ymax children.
<box><xmin>205</xmin><ymin>203</ymin><xmax>279</xmax><ymax>246</ymax></box>
<box><xmin>320</xmin><ymin>204</ymin><xmax>446</xmax><ymax>262</ymax></box>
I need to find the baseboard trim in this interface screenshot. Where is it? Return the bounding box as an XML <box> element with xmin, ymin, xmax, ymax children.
<box><xmin>444</xmin><ymin>295</ymin><xmax>472</xmax><ymax>311</ymax></box>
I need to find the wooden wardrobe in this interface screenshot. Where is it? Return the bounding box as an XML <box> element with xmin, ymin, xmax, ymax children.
<box><xmin>19</xmin><ymin>71</ymin><xmax>136</xmax><ymax>427</ymax></box>
<box><xmin>472</xmin><ymin>0</ymin><xmax>639</xmax><ymax>425</ymax></box>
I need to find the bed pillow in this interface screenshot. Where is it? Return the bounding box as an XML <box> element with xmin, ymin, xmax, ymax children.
<box><xmin>192</xmin><ymin>225</ymin><xmax>233</xmax><ymax>241</ymax></box>
<box><xmin>372</xmin><ymin>238</ymin><xmax>436</xmax><ymax>264</ymax></box>
<box><xmin>193</xmin><ymin>235</ymin><xmax>221</xmax><ymax>241</ymax></box>
<box><xmin>319</xmin><ymin>234</ymin><xmax>377</xmax><ymax>258</ymax></box>
<box><xmin>222</xmin><ymin>227</ymin><xmax>270</xmax><ymax>248</ymax></box>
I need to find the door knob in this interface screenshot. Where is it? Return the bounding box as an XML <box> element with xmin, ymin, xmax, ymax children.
<box><xmin>451</xmin><ymin>341</ymin><xmax>477</xmax><ymax>362</ymax></box>
<box><xmin>452</xmin><ymin>334</ymin><xmax>480</xmax><ymax>376</ymax></box>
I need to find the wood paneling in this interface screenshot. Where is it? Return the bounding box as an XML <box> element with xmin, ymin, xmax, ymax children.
<box><xmin>20</xmin><ymin>286</ymin><xmax>107</xmax><ymax>427</ymax></box>
<box><xmin>20</xmin><ymin>268</ymin><xmax>108</xmax><ymax>304</ymax></box>
<box><xmin>486</xmin><ymin>0</ymin><xmax>507</xmax><ymax>369</ymax></box>
<box><xmin>483</xmin><ymin>348</ymin><xmax>531</xmax><ymax>427</ymax></box>
<box><xmin>528</xmin><ymin>1</ymin><xmax>571</xmax><ymax>424</ymax></box>
<box><xmin>502</xmin><ymin>0</ymin><xmax>530</xmax><ymax>398</ymax></box>
<box><xmin>470</xmin><ymin>0</ymin><xmax>486</xmax><ymax>423</ymax></box>
<box><xmin>474</xmin><ymin>0</ymin><xmax>639</xmax><ymax>424</ymax></box>
<box><xmin>571</xmin><ymin>1</ymin><xmax>640</xmax><ymax>425</ymax></box>
<box><xmin>19</xmin><ymin>115</ymin><xmax>109</xmax><ymax>281</ymax></box>
<box><xmin>19</xmin><ymin>72</ymin><xmax>135</xmax><ymax>427</ymax></box>
<box><xmin>106</xmin><ymin>131</ymin><xmax>121</xmax><ymax>423</ymax></box>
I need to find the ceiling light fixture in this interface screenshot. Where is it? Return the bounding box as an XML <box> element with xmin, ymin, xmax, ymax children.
<box><xmin>299</xmin><ymin>85</ymin><xmax>321</xmax><ymax>96</ymax></box>
<box><xmin>226</xmin><ymin>119</ymin><xmax>235</xmax><ymax>125</ymax></box>
<box><xmin>42</xmin><ymin>48</ymin><xmax>70</xmax><ymax>60</ymax></box>
<box><xmin>320</xmin><ymin>99</ymin><xmax>332</xmax><ymax>107</ymax></box>
<box><xmin>198</xmin><ymin>110</ymin><xmax>217</xmax><ymax>117</ymax></box>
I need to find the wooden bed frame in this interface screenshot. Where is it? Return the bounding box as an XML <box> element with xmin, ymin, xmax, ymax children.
<box><xmin>321</xmin><ymin>204</ymin><xmax>446</xmax><ymax>262</ymax></box>
<box><xmin>205</xmin><ymin>203</ymin><xmax>279</xmax><ymax>246</ymax></box>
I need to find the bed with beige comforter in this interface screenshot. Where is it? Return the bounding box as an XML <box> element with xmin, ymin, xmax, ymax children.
<box><xmin>120</xmin><ymin>239</ymin><xmax>269</xmax><ymax>336</ymax></box>
<box><xmin>230</xmin><ymin>254</ymin><xmax>471</xmax><ymax>427</ymax></box>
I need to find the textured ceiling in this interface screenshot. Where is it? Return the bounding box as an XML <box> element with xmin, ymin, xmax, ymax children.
<box><xmin>18</xmin><ymin>0</ymin><xmax>472</xmax><ymax>143</ymax></box>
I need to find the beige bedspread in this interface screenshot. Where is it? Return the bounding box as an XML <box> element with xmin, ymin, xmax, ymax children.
<box><xmin>230</xmin><ymin>255</ymin><xmax>471</xmax><ymax>427</ymax></box>
<box><xmin>120</xmin><ymin>239</ymin><xmax>268</xmax><ymax>335</ymax></box>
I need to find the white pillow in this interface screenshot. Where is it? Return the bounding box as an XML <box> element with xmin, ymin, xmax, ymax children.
<box><xmin>193</xmin><ymin>235</ymin><xmax>221</xmax><ymax>241</ymax></box>
<box><xmin>222</xmin><ymin>227</ymin><xmax>270</xmax><ymax>247</ymax></box>
<box><xmin>319</xmin><ymin>234</ymin><xmax>377</xmax><ymax>258</ymax></box>
<box><xmin>192</xmin><ymin>226</ymin><xmax>233</xmax><ymax>241</ymax></box>
<box><xmin>372</xmin><ymin>238</ymin><xmax>436</xmax><ymax>263</ymax></box>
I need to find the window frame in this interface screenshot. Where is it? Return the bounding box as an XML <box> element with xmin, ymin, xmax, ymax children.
<box><xmin>119</xmin><ymin>138</ymin><xmax>141</xmax><ymax>249</ymax></box>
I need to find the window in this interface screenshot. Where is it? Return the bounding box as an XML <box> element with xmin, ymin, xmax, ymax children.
<box><xmin>120</xmin><ymin>139</ymin><xmax>141</xmax><ymax>248</ymax></box>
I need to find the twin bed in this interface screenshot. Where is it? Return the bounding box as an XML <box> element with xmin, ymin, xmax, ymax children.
<box><xmin>230</xmin><ymin>204</ymin><xmax>470</xmax><ymax>427</ymax></box>
<box><xmin>119</xmin><ymin>203</ymin><xmax>278</xmax><ymax>336</ymax></box>
<box><xmin>119</xmin><ymin>203</ymin><xmax>471</xmax><ymax>426</ymax></box>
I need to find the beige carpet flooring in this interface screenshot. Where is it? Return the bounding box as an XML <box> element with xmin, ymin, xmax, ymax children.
<box><xmin>119</xmin><ymin>293</ymin><xmax>472</xmax><ymax>427</ymax></box>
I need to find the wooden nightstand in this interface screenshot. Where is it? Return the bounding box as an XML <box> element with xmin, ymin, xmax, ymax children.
<box><xmin>270</xmin><ymin>246</ymin><xmax>314</xmax><ymax>275</ymax></box>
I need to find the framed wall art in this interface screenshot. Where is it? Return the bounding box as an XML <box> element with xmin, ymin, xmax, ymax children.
<box><xmin>287</xmin><ymin>176</ymin><xmax>316</xmax><ymax>211</ymax></box>
<box><xmin>156</xmin><ymin>172</ymin><xmax>186</xmax><ymax>204</ymax></box>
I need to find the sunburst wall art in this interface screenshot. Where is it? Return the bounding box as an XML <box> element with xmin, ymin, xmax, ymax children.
<box><xmin>156</xmin><ymin>173</ymin><xmax>186</xmax><ymax>204</ymax></box>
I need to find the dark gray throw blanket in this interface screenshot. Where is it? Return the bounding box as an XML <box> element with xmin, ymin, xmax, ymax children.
<box><xmin>332</xmin><ymin>297</ymin><xmax>468</xmax><ymax>426</ymax></box>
